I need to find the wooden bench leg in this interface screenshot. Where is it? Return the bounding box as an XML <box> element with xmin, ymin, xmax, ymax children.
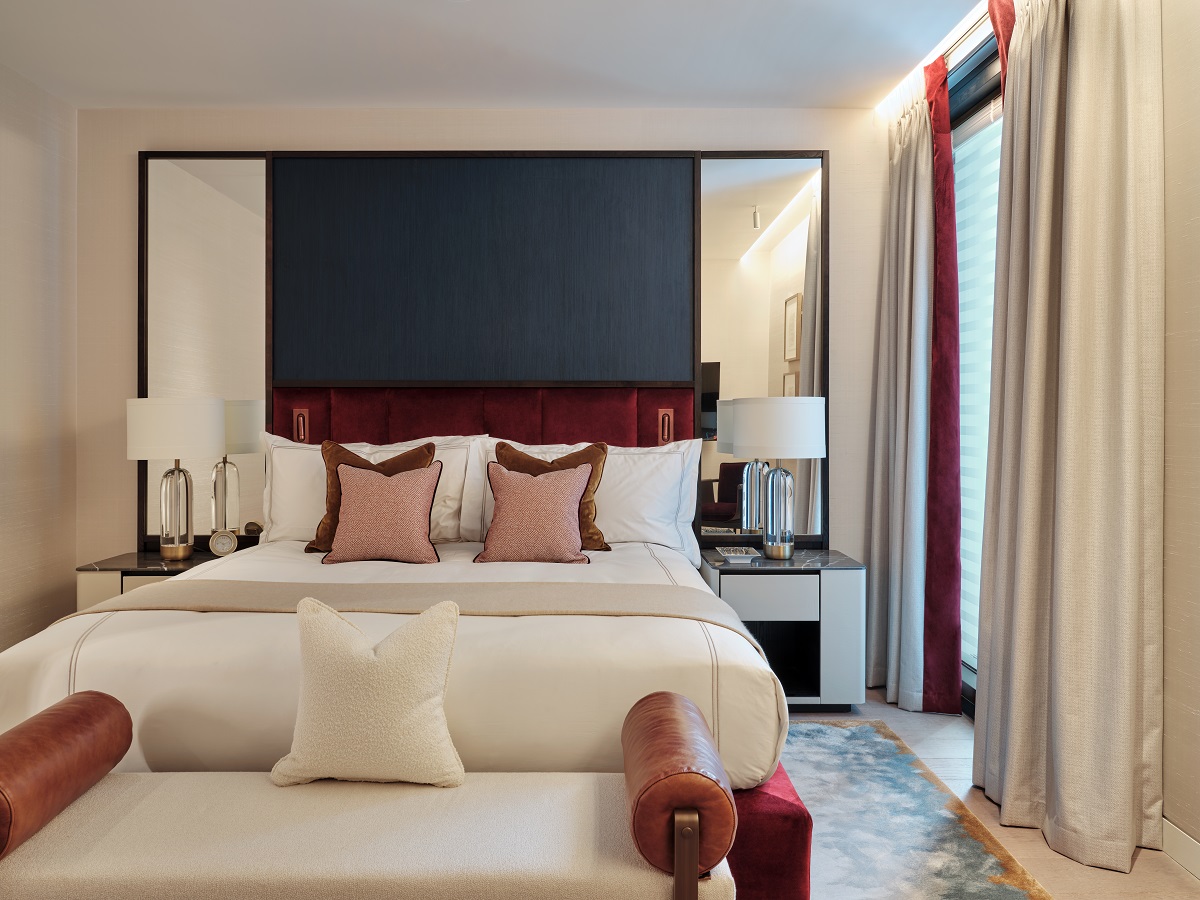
<box><xmin>673</xmin><ymin>808</ymin><xmax>699</xmax><ymax>900</ymax></box>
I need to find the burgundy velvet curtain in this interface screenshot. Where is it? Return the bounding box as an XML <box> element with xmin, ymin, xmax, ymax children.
<box><xmin>988</xmin><ymin>0</ymin><xmax>1017</xmax><ymax>93</ymax></box>
<box><xmin>867</xmin><ymin>60</ymin><xmax>962</xmax><ymax>714</ymax></box>
<box><xmin>921</xmin><ymin>56</ymin><xmax>962</xmax><ymax>714</ymax></box>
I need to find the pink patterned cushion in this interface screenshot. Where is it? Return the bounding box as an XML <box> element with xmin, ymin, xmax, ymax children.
<box><xmin>474</xmin><ymin>462</ymin><xmax>591</xmax><ymax>564</ymax></box>
<box><xmin>323</xmin><ymin>462</ymin><xmax>442</xmax><ymax>564</ymax></box>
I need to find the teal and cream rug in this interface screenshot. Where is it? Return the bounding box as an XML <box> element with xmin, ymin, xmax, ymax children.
<box><xmin>782</xmin><ymin>721</ymin><xmax>1052</xmax><ymax>900</ymax></box>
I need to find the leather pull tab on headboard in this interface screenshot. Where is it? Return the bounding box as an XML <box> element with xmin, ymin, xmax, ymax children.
<box><xmin>658</xmin><ymin>409</ymin><xmax>674</xmax><ymax>445</ymax></box>
<box><xmin>292</xmin><ymin>409</ymin><xmax>309</xmax><ymax>443</ymax></box>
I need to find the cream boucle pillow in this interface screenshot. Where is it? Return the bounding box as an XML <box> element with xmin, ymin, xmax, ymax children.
<box><xmin>271</xmin><ymin>598</ymin><xmax>464</xmax><ymax>787</ymax></box>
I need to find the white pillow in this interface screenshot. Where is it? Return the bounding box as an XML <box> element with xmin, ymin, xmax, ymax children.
<box><xmin>261</xmin><ymin>433</ymin><xmax>485</xmax><ymax>544</ymax></box>
<box><xmin>261</xmin><ymin>433</ymin><xmax>372</xmax><ymax>544</ymax></box>
<box><xmin>462</xmin><ymin>437</ymin><xmax>702</xmax><ymax>566</ymax></box>
<box><xmin>271</xmin><ymin>598</ymin><xmax>464</xmax><ymax>787</ymax></box>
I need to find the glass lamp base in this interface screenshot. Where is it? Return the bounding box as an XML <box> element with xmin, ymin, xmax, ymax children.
<box><xmin>763</xmin><ymin>465</ymin><xmax>795</xmax><ymax>560</ymax></box>
<box><xmin>160</xmin><ymin>462</ymin><xmax>194</xmax><ymax>561</ymax></box>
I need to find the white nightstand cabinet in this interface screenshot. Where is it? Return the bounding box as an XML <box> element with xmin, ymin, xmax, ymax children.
<box><xmin>700</xmin><ymin>549</ymin><xmax>866</xmax><ymax>709</ymax></box>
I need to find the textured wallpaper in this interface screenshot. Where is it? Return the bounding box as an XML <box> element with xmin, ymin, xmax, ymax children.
<box><xmin>0</xmin><ymin>64</ymin><xmax>76</xmax><ymax>650</ymax></box>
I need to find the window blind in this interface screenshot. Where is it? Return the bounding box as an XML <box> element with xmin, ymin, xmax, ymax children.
<box><xmin>953</xmin><ymin>100</ymin><xmax>1003</xmax><ymax>671</ymax></box>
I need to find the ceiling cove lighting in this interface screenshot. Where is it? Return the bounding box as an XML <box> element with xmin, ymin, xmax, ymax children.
<box><xmin>875</xmin><ymin>0</ymin><xmax>991</xmax><ymax>117</ymax></box>
<box><xmin>740</xmin><ymin>170</ymin><xmax>820</xmax><ymax>261</ymax></box>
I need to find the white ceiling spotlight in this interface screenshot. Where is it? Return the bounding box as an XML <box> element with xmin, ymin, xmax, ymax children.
<box><xmin>753</xmin><ymin>206</ymin><xmax>761</xmax><ymax>230</ymax></box>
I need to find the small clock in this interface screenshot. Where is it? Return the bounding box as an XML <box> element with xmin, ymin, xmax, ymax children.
<box><xmin>210</xmin><ymin>530</ymin><xmax>238</xmax><ymax>557</ymax></box>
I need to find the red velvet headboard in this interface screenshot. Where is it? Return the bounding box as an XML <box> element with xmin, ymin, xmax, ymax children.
<box><xmin>270</xmin><ymin>386</ymin><xmax>694</xmax><ymax>448</ymax></box>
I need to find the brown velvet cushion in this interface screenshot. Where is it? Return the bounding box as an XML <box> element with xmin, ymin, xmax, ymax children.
<box><xmin>0</xmin><ymin>691</ymin><xmax>133</xmax><ymax>861</ymax></box>
<box><xmin>305</xmin><ymin>441</ymin><xmax>436</xmax><ymax>554</ymax></box>
<box><xmin>494</xmin><ymin>441</ymin><xmax>610</xmax><ymax>551</ymax></box>
<box><xmin>621</xmin><ymin>691</ymin><xmax>737</xmax><ymax>875</ymax></box>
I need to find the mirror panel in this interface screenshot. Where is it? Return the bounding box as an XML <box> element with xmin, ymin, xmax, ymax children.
<box><xmin>143</xmin><ymin>156</ymin><xmax>267</xmax><ymax>545</ymax></box>
<box><xmin>699</xmin><ymin>153</ymin><xmax>827</xmax><ymax>543</ymax></box>
<box><xmin>137</xmin><ymin>151</ymin><xmax>823</xmax><ymax>548</ymax></box>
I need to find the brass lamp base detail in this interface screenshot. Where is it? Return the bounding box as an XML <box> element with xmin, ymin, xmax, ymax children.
<box><xmin>762</xmin><ymin>541</ymin><xmax>794</xmax><ymax>560</ymax></box>
<box><xmin>159</xmin><ymin>543</ymin><xmax>193</xmax><ymax>561</ymax></box>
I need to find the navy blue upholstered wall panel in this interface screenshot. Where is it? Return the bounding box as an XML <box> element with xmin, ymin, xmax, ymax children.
<box><xmin>271</xmin><ymin>156</ymin><xmax>695</xmax><ymax>383</ymax></box>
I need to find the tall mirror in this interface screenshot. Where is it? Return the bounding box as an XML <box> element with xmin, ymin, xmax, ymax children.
<box><xmin>699</xmin><ymin>151</ymin><xmax>828</xmax><ymax>547</ymax></box>
<box><xmin>139</xmin><ymin>154</ymin><xmax>267</xmax><ymax>551</ymax></box>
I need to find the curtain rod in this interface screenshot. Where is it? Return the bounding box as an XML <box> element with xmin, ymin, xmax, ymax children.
<box><xmin>942</xmin><ymin>11</ymin><xmax>992</xmax><ymax>62</ymax></box>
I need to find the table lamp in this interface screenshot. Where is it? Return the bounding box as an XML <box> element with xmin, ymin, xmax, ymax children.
<box><xmin>716</xmin><ymin>399</ymin><xmax>735</xmax><ymax>454</ymax></box>
<box><xmin>212</xmin><ymin>399</ymin><xmax>265</xmax><ymax>534</ymax></box>
<box><xmin>127</xmin><ymin>398</ymin><xmax>225</xmax><ymax>560</ymax></box>
<box><xmin>731</xmin><ymin>397</ymin><xmax>827</xmax><ymax>559</ymax></box>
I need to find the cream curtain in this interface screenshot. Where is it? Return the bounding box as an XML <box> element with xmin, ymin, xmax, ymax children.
<box><xmin>973</xmin><ymin>0</ymin><xmax>1164</xmax><ymax>872</ymax></box>
<box><xmin>866</xmin><ymin>75</ymin><xmax>935</xmax><ymax>709</ymax></box>
<box><xmin>799</xmin><ymin>177</ymin><xmax>824</xmax><ymax>534</ymax></box>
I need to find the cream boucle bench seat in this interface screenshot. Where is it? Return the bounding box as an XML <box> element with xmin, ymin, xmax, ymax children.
<box><xmin>1</xmin><ymin>771</ymin><xmax>734</xmax><ymax>900</ymax></box>
<box><xmin>0</xmin><ymin>692</ymin><xmax>740</xmax><ymax>900</ymax></box>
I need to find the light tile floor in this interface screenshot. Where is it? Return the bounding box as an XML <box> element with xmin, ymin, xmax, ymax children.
<box><xmin>791</xmin><ymin>689</ymin><xmax>1200</xmax><ymax>898</ymax></box>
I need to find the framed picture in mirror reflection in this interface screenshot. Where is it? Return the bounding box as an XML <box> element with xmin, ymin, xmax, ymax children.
<box><xmin>784</xmin><ymin>293</ymin><xmax>802</xmax><ymax>361</ymax></box>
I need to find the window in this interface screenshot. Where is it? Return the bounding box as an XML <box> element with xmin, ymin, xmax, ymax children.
<box><xmin>953</xmin><ymin>97</ymin><xmax>1003</xmax><ymax>672</ymax></box>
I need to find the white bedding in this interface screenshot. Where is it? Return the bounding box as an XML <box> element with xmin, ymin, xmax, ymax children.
<box><xmin>177</xmin><ymin>539</ymin><xmax>704</xmax><ymax>585</ymax></box>
<box><xmin>0</xmin><ymin>542</ymin><xmax>786</xmax><ymax>789</ymax></box>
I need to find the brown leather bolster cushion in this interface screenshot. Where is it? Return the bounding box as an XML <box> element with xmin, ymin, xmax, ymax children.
<box><xmin>621</xmin><ymin>691</ymin><xmax>737</xmax><ymax>875</ymax></box>
<box><xmin>0</xmin><ymin>691</ymin><xmax>132</xmax><ymax>861</ymax></box>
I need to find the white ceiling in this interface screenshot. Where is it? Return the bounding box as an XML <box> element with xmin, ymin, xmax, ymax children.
<box><xmin>701</xmin><ymin>157</ymin><xmax>820</xmax><ymax>259</ymax></box>
<box><xmin>0</xmin><ymin>1</ymin><xmax>978</xmax><ymax>109</ymax></box>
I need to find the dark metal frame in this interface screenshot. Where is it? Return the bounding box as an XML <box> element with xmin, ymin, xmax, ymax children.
<box><xmin>137</xmin><ymin>148</ymin><xmax>830</xmax><ymax>553</ymax></box>
<box><xmin>699</xmin><ymin>150</ymin><xmax>831</xmax><ymax>551</ymax></box>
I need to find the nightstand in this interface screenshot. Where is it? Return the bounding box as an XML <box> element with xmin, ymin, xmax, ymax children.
<box><xmin>700</xmin><ymin>549</ymin><xmax>866</xmax><ymax>710</ymax></box>
<box><xmin>75</xmin><ymin>552</ymin><xmax>217</xmax><ymax>612</ymax></box>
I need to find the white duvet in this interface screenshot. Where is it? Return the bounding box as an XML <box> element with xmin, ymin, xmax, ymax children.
<box><xmin>0</xmin><ymin>542</ymin><xmax>786</xmax><ymax>789</ymax></box>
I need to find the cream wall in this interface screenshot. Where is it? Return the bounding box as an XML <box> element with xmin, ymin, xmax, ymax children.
<box><xmin>76</xmin><ymin>108</ymin><xmax>889</xmax><ymax>565</ymax></box>
<box><xmin>698</xmin><ymin>252</ymin><xmax>771</xmax><ymax>481</ymax></box>
<box><xmin>1162</xmin><ymin>0</ymin><xmax>1200</xmax><ymax>857</ymax></box>
<box><xmin>0</xmin><ymin>64</ymin><xmax>77</xmax><ymax>650</ymax></box>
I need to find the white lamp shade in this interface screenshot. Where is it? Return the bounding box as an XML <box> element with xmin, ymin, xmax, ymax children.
<box><xmin>224</xmin><ymin>399</ymin><xmax>266</xmax><ymax>455</ymax></box>
<box><xmin>716</xmin><ymin>399</ymin><xmax>736</xmax><ymax>454</ymax></box>
<box><xmin>127</xmin><ymin>398</ymin><xmax>225</xmax><ymax>460</ymax></box>
<box><xmin>731</xmin><ymin>397</ymin><xmax>826</xmax><ymax>459</ymax></box>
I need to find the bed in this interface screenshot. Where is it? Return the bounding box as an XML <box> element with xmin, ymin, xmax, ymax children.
<box><xmin>0</xmin><ymin>539</ymin><xmax>787</xmax><ymax>790</ymax></box>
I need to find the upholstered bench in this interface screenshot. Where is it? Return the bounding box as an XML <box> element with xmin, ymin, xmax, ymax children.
<box><xmin>0</xmin><ymin>691</ymin><xmax>749</xmax><ymax>900</ymax></box>
<box><xmin>1</xmin><ymin>770</ymin><xmax>735</xmax><ymax>899</ymax></box>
